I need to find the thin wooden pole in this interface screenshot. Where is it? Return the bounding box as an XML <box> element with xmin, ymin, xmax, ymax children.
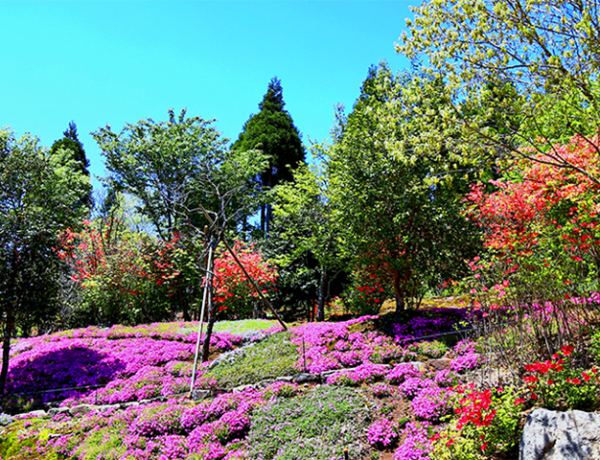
<box><xmin>190</xmin><ymin>243</ymin><xmax>214</xmax><ymax>393</ymax></box>
<box><xmin>195</xmin><ymin>204</ymin><xmax>287</xmax><ymax>331</ymax></box>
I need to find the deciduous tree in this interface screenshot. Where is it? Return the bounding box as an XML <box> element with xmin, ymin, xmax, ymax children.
<box><xmin>398</xmin><ymin>0</ymin><xmax>600</xmax><ymax>183</ymax></box>
<box><xmin>0</xmin><ymin>129</ymin><xmax>89</xmax><ymax>395</ymax></box>
<box><xmin>327</xmin><ymin>63</ymin><xmax>481</xmax><ymax>311</ymax></box>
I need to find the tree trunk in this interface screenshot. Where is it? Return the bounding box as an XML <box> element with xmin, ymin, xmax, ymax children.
<box><xmin>316</xmin><ymin>269</ymin><xmax>327</xmax><ymax>322</ymax></box>
<box><xmin>0</xmin><ymin>313</ymin><xmax>14</xmax><ymax>396</ymax></box>
<box><xmin>260</xmin><ymin>204</ymin><xmax>266</xmax><ymax>233</ymax></box>
<box><xmin>179</xmin><ymin>288</ymin><xmax>190</xmax><ymax>322</ymax></box>
<box><xmin>392</xmin><ymin>271</ymin><xmax>406</xmax><ymax>312</ymax></box>
<box><xmin>201</xmin><ymin>257</ymin><xmax>216</xmax><ymax>363</ymax></box>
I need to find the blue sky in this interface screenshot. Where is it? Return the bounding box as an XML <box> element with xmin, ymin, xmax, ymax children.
<box><xmin>2</xmin><ymin>1</ymin><xmax>415</xmax><ymax>184</ymax></box>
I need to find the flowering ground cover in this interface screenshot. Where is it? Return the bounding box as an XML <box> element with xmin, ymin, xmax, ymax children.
<box><xmin>3</xmin><ymin>306</ymin><xmax>599</xmax><ymax>460</ymax></box>
<box><xmin>1</xmin><ymin>320</ymin><xmax>275</xmax><ymax>410</ymax></box>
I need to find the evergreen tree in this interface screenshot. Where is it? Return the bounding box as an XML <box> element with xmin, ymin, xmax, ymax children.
<box><xmin>50</xmin><ymin>121</ymin><xmax>93</xmax><ymax>209</ymax></box>
<box><xmin>233</xmin><ymin>77</ymin><xmax>305</xmax><ymax>233</ymax></box>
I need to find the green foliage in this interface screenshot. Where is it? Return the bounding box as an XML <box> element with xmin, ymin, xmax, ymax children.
<box><xmin>94</xmin><ymin>108</ymin><xmax>266</xmax><ymax>240</ymax></box>
<box><xmin>591</xmin><ymin>330</ymin><xmax>600</xmax><ymax>364</ymax></box>
<box><xmin>410</xmin><ymin>340</ymin><xmax>449</xmax><ymax>359</ymax></box>
<box><xmin>398</xmin><ymin>0</ymin><xmax>600</xmax><ymax>183</ymax></box>
<box><xmin>248</xmin><ymin>386</ymin><xmax>371</xmax><ymax>460</ymax></box>
<box><xmin>327</xmin><ymin>63</ymin><xmax>481</xmax><ymax>311</ymax></box>
<box><xmin>0</xmin><ymin>418</ymin><xmax>49</xmax><ymax>459</ymax></box>
<box><xmin>0</xmin><ymin>128</ymin><xmax>90</xmax><ymax>393</ymax></box>
<box><xmin>205</xmin><ymin>331</ymin><xmax>299</xmax><ymax>388</ymax></box>
<box><xmin>270</xmin><ymin>164</ymin><xmax>347</xmax><ymax>320</ymax></box>
<box><xmin>50</xmin><ymin>121</ymin><xmax>93</xmax><ymax>209</ymax></box>
<box><xmin>233</xmin><ymin>77</ymin><xmax>305</xmax><ymax>232</ymax></box>
<box><xmin>72</xmin><ymin>419</ymin><xmax>129</xmax><ymax>460</ymax></box>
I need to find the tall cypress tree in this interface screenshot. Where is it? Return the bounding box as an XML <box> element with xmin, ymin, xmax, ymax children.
<box><xmin>50</xmin><ymin>121</ymin><xmax>93</xmax><ymax>209</ymax></box>
<box><xmin>233</xmin><ymin>77</ymin><xmax>305</xmax><ymax>233</ymax></box>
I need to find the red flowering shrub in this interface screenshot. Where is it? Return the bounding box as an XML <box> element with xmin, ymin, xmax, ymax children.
<box><xmin>521</xmin><ymin>345</ymin><xmax>600</xmax><ymax>410</ymax></box>
<box><xmin>431</xmin><ymin>384</ymin><xmax>523</xmax><ymax>459</ymax></box>
<box><xmin>60</xmin><ymin>221</ymin><xmax>182</xmax><ymax>325</ymax></box>
<box><xmin>465</xmin><ymin>136</ymin><xmax>600</xmax><ymax>306</ymax></box>
<box><xmin>342</xmin><ymin>269</ymin><xmax>390</xmax><ymax>315</ymax></box>
<box><xmin>211</xmin><ymin>241</ymin><xmax>277</xmax><ymax>318</ymax></box>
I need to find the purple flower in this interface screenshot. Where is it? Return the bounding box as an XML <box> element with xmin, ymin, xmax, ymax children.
<box><xmin>411</xmin><ymin>387</ymin><xmax>453</xmax><ymax>421</ymax></box>
<box><xmin>367</xmin><ymin>418</ymin><xmax>398</xmax><ymax>447</ymax></box>
<box><xmin>398</xmin><ymin>377</ymin><xmax>437</xmax><ymax>399</ymax></box>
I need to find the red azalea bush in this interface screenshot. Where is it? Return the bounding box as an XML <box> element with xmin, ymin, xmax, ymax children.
<box><xmin>342</xmin><ymin>268</ymin><xmax>389</xmax><ymax>315</ymax></box>
<box><xmin>431</xmin><ymin>384</ymin><xmax>523</xmax><ymax>459</ymax></box>
<box><xmin>59</xmin><ymin>220</ymin><xmax>183</xmax><ymax>326</ymax></box>
<box><xmin>464</xmin><ymin>137</ymin><xmax>600</xmax><ymax>364</ymax></box>
<box><xmin>465</xmin><ymin>136</ymin><xmax>600</xmax><ymax>304</ymax></box>
<box><xmin>520</xmin><ymin>345</ymin><xmax>600</xmax><ymax>411</ymax></box>
<box><xmin>211</xmin><ymin>240</ymin><xmax>278</xmax><ymax>318</ymax></box>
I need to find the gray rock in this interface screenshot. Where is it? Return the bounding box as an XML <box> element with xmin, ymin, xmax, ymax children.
<box><xmin>121</xmin><ymin>401</ymin><xmax>140</xmax><ymax>409</ymax></box>
<box><xmin>69</xmin><ymin>404</ymin><xmax>93</xmax><ymax>416</ymax></box>
<box><xmin>233</xmin><ymin>384</ymin><xmax>255</xmax><ymax>392</ymax></box>
<box><xmin>426</xmin><ymin>358</ymin><xmax>453</xmax><ymax>372</ymax></box>
<box><xmin>48</xmin><ymin>407</ymin><xmax>71</xmax><ymax>417</ymax></box>
<box><xmin>293</xmin><ymin>373</ymin><xmax>320</xmax><ymax>384</ymax></box>
<box><xmin>96</xmin><ymin>405</ymin><xmax>118</xmax><ymax>412</ymax></box>
<box><xmin>520</xmin><ymin>408</ymin><xmax>600</xmax><ymax>460</ymax></box>
<box><xmin>191</xmin><ymin>389</ymin><xmax>211</xmax><ymax>401</ymax></box>
<box><xmin>404</xmin><ymin>361</ymin><xmax>428</xmax><ymax>373</ymax></box>
<box><xmin>321</xmin><ymin>370</ymin><xmax>339</xmax><ymax>379</ymax></box>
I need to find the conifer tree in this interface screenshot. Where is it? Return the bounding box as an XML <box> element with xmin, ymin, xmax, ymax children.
<box><xmin>50</xmin><ymin>121</ymin><xmax>93</xmax><ymax>209</ymax></box>
<box><xmin>233</xmin><ymin>77</ymin><xmax>305</xmax><ymax>233</ymax></box>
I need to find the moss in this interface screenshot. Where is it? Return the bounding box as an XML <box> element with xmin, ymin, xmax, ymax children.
<box><xmin>0</xmin><ymin>418</ymin><xmax>49</xmax><ymax>459</ymax></box>
<box><xmin>205</xmin><ymin>331</ymin><xmax>299</xmax><ymax>388</ymax></box>
<box><xmin>72</xmin><ymin>420</ymin><xmax>129</xmax><ymax>460</ymax></box>
<box><xmin>248</xmin><ymin>386</ymin><xmax>371</xmax><ymax>460</ymax></box>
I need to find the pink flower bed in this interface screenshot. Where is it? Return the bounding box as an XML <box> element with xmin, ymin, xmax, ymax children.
<box><xmin>6</xmin><ymin>323</ymin><xmax>244</xmax><ymax>406</ymax></box>
<box><xmin>8</xmin><ymin>315</ymin><xmax>491</xmax><ymax>460</ymax></box>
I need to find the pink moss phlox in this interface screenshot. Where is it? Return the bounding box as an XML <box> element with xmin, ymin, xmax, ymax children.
<box><xmin>326</xmin><ymin>363</ymin><xmax>388</xmax><ymax>386</ymax></box>
<box><xmin>433</xmin><ymin>369</ymin><xmax>459</xmax><ymax>387</ymax></box>
<box><xmin>393</xmin><ymin>421</ymin><xmax>433</xmax><ymax>460</ymax></box>
<box><xmin>291</xmin><ymin>316</ymin><xmax>400</xmax><ymax>374</ymax></box>
<box><xmin>398</xmin><ymin>377</ymin><xmax>437</xmax><ymax>399</ymax></box>
<box><xmin>367</xmin><ymin>418</ymin><xmax>398</xmax><ymax>447</ymax></box>
<box><xmin>371</xmin><ymin>383</ymin><xmax>395</xmax><ymax>398</ymax></box>
<box><xmin>411</xmin><ymin>386</ymin><xmax>453</xmax><ymax>421</ymax></box>
<box><xmin>386</xmin><ymin>363</ymin><xmax>421</xmax><ymax>384</ymax></box>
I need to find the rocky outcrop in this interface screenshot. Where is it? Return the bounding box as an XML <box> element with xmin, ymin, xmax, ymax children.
<box><xmin>520</xmin><ymin>408</ymin><xmax>600</xmax><ymax>460</ymax></box>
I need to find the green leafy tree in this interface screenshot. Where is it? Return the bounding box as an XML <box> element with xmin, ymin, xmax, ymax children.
<box><xmin>272</xmin><ymin>164</ymin><xmax>347</xmax><ymax>321</ymax></box>
<box><xmin>327</xmin><ymin>63</ymin><xmax>481</xmax><ymax>311</ymax></box>
<box><xmin>93</xmin><ymin>109</ymin><xmax>270</xmax><ymax>354</ymax></box>
<box><xmin>50</xmin><ymin>121</ymin><xmax>93</xmax><ymax>209</ymax></box>
<box><xmin>0</xmin><ymin>129</ymin><xmax>89</xmax><ymax>395</ymax></box>
<box><xmin>398</xmin><ymin>0</ymin><xmax>600</xmax><ymax>184</ymax></box>
<box><xmin>233</xmin><ymin>77</ymin><xmax>306</xmax><ymax>233</ymax></box>
<box><xmin>93</xmin><ymin>108</ymin><xmax>243</xmax><ymax>241</ymax></box>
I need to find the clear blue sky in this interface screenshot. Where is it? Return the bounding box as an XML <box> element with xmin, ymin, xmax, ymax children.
<box><xmin>2</xmin><ymin>1</ymin><xmax>416</xmax><ymax>184</ymax></box>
